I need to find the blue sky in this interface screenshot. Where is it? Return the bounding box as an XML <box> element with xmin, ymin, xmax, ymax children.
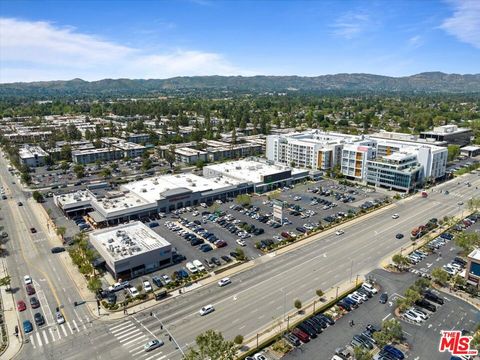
<box><xmin>0</xmin><ymin>0</ymin><xmax>479</xmax><ymax>82</ymax></box>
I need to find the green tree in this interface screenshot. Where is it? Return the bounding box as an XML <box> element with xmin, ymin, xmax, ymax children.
<box><xmin>56</xmin><ymin>226</ymin><xmax>66</xmax><ymax>241</ymax></box>
<box><xmin>183</xmin><ymin>330</ymin><xmax>236</xmax><ymax>360</ymax></box>
<box><xmin>87</xmin><ymin>277</ymin><xmax>102</xmax><ymax>293</ymax></box>
<box><xmin>141</xmin><ymin>158</ymin><xmax>152</xmax><ymax>171</ymax></box>
<box><xmin>100</xmin><ymin>168</ymin><xmax>112</xmax><ymax>179</ymax></box>
<box><xmin>235</xmin><ymin>194</ymin><xmax>251</xmax><ymax>206</ymax></box>
<box><xmin>467</xmin><ymin>197</ymin><xmax>480</xmax><ymax>213</ymax></box>
<box><xmin>392</xmin><ymin>254</ymin><xmax>409</xmax><ymax>270</ymax></box>
<box><xmin>235</xmin><ymin>247</ymin><xmax>245</xmax><ymax>261</ymax></box>
<box><xmin>316</xmin><ymin>289</ymin><xmax>324</xmax><ymax>298</ymax></box>
<box><xmin>373</xmin><ymin>319</ymin><xmax>403</xmax><ymax>347</ymax></box>
<box><xmin>0</xmin><ymin>275</ymin><xmax>12</xmax><ymax>290</ymax></box>
<box><xmin>21</xmin><ymin>172</ymin><xmax>32</xmax><ymax>184</ymax></box>
<box><xmin>294</xmin><ymin>299</ymin><xmax>302</xmax><ymax>310</ymax></box>
<box><xmin>455</xmin><ymin>232</ymin><xmax>480</xmax><ymax>254</ymax></box>
<box><xmin>164</xmin><ymin>144</ymin><xmax>176</xmax><ymax>168</ymax></box>
<box><xmin>73</xmin><ymin>164</ymin><xmax>85</xmax><ymax>178</ymax></box>
<box><xmin>353</xmin><ymin>346</ymin><xmax>373</xmax><ymax>360</ymax></box>
<box><xmin>447</xmin><ymin>144</ymin><xmax>461</xmax><ymax>162</ymax></box>
<box><xmin>233</xmin><ymin>335</ymin><xmax>243</xmax><ymax>346</ymax></box>
<box><xmin>60</xmin><ymin>161</ymin><xmax>70</xmax><ymax>174</ymax></box>
<box><xmin>431</xmin><ymin>267</ymin><xmax>450</xmax><ymax>286</ymax></box>
<box><xmin>32</xmin><ymin>190</ymin><xmax>44</xmax><ymax>203</ymax></box>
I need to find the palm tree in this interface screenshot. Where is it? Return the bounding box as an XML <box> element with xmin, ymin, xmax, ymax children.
<box><xmin>56</xmin><ymin>226</ymin><xmax>66</xmax><ymax>241</ymax></box>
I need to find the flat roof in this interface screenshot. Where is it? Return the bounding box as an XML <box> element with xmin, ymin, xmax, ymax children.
<box><xmin>461</xmin><ymin>146</ymin><xmax>480</xmax><ymax>151</ymax></box>
<box><xmin>468</xmin><ymin>248</ymin><xmax>480</xmax><ymax>262</ymax></box>
<box><xmin>19</xmin><ymin>146</ymin><xmax>48</xmax><ymax>159</ymax></box>
<box><xmin>204</xmin><ymin>159</ymin><xmax>306</xmax><ymax>184</ymax></box>
<box><xmin>122</xmin><ymin>173</ymin><xmax>242</xmax><ymax>202</ymax></box>
<box><xmin>89</xmin><ymin>221</ymin><xmax>171</xmax><ymax>262</ymax></box>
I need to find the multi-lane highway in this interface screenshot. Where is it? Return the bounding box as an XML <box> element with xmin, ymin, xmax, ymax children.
<box><xmin>0</xmin><ymin>152</ymin><xmax>94</xmax><ymax>359</ymax></box>
<box><xmin>4</xmin><ymin>155</ymin><xmax>479</xmax><ymax>360</ymax></box>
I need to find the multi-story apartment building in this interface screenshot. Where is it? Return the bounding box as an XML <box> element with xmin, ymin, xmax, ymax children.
<box><xmin>19</xmin><ymin>145</ymin><xmax>48</xmax><ymax>167</ymax></box>
<box><xmin>266</xmin><ymin>130</ymin><xmax>448</xmax><ymax>191</ymax></box>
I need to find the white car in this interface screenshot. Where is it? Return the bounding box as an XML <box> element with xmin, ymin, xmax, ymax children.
<box><xmin>236</xmin><ymin>239</ymin><xmax>246</xmax><ymax>247</ymax></box>
<box><xmin>348</xmin><ymin>294</ymin><xmax>363</xmax><ymax>304</ymax></box>
<box><xmin>144</xmin><ymin>339</ymin><xmax>164</xmax><ymax>352</ymax></box>
<box><xmin>24</xmin><ymin>275</ymin><xmax>32</xmax><ymax>285</ymax></box>
<box><xmin>218</xmin><ymin>277</ymin><xmax>231</xmax><ymax>287</ymax></box>
<box><xmin>409</xmin><ymin>307</ymin><xmax>428</xmax><ymax>320</ymax></box>
<box><xmin>353</xmin><ymin>291</ymin><xmax>368</xmax><ymax>301</ymax></box>
<box><xmin>128</xmin><ymin>287</ymin><xmax>139</xmax><ymax>297</ymax></box>
<box><xmin>362</xmin><ymin>283</ymin><xmax>378</xmax><ymax>294</ymax></box>
<box><xmin>143</xmin><ymin>280</ymin><xmax>152</xmax><ymax>292</ymax></box>
<box><xmin>392</xmin><ymin>214</ymin><xmax>399</xmax><ymax>219</ymax></box>
<box><xmin>199</xmin><ymin>304</ymin><xmax>215</xmax><ymax>316</ymax></box>
<box><xmin>293</xmin><ymin>196</ymin><xmax>301</xmax><ymax>201</ymax></box>
<box><xmin>335</xmin><ymin>230</ymin><xmax>344</xmax><ymax>236</ymax></box>
<box><xmin>186</xmin><ymin>262</ymin><xmax>198</xmax><ymax>273</ymax></box>
<box><xmin>56</xmin><ymin>312</ymin><xmax>65</xmax><ymax>324</ymax></box>
<box><xmin>192</xmin><ymin>260</ymin><xmax>205</xmax><ymax>272</ymax></box>
<box><xmin>161</xmin><ymin>274</ymin><xmax>171</xmax><ymax>284</ymax></box>
<box><xmin>404</xmin><ymin>310</ymin><xmax>423</xmax><ymax>322</ymax></box>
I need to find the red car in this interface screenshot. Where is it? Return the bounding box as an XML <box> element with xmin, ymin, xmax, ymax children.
<box><xmin>215</xmin><ymin>240</ymin><xmax>227</xmax><ymax>248</ymax></box>
<box><xmin>292</xmin><ymin>328</ymin><xmax>310</xmax><ymax>343</ymax></box>
<box><xmin>17</xmin><ymin>300</ymin><xmax>26</xmax><ymax>312</ymax></box>
<box><xmin>26</xmin><ymin>284</ymin><xmax>35</xmax><ymax>295</ymax></box>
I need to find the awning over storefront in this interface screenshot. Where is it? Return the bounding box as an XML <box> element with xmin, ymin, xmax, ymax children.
<box><xmin>88</xmin><ymin>211</ymin><xmax>105</xmax><ymax>224</ymax></box>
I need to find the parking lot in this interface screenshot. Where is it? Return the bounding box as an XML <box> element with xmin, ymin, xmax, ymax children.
<box><xmin>42</xmin><ymin>178</ymin><xmax>393</xmax><ymax>305</ymax></box>
<box><xmin>283</xmin><ymin>268</ymin><xmax>479</xmax><ymax>360</ymax></box>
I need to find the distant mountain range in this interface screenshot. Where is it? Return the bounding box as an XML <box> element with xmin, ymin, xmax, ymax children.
<box><xmin>1</xmin><ymin>72</ymin><xmax>480</xmax><ymax>99</ymax></box>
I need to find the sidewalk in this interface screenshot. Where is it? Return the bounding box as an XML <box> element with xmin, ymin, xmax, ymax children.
<box><xmin>0</xmin><ymin>260</ymin><xmax>23</xmax><ymax>360</ymax></box>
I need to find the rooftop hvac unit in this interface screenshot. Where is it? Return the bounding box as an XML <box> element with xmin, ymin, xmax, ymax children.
<box><xmin>108</xmin><ymin>238</ymin><xmax>114</xmax><ymax>243</ymax></box>
<box><xmin>141</xmin><ymin>188</ymin><xmax>146</xmax><ymax>193</ymax></box>
<box><xmin>235</xmin><ymin>166</ymin><xmax>241</xmax><ymax>170</ymax></box>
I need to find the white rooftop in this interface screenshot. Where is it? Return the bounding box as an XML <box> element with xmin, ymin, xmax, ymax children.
<box><xmin>468</xmin><ymin>248</ymin><xmax>480</xmax><ymax>262</ymax></box>
<box><xmin>122</xmin><ymin>173</ymin><xmax>241</xmax><ymax>202</ymax></box>
<box><xmin>19</xmin><ymin>145</ymin><xmax>48</xmax><ymax>159</ymax></box>
<box><xmin>204</xmin><ymin>159</ymin><xmax>305</xmax><ymax>184</ymax></box>
<box><xmin>90</xmin><ymin>222</ymin><xmax>170</xmax><ymax>262</ymax></box>
<box><xmin>462</xmin><ymin>146</ymin><xmax>480</xmax><ymax>151</ymax></box>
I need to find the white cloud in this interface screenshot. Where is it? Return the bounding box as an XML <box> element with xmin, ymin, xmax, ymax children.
<box><xmin>408</xmin><ymin>35</ymin><xmax>424</xmax><ymax>48</ymax></box>
<box><xmin>441</xmin><ymin>0</ymin><xmax>480</xmax><ymax>48</ymax></box>
<box><xmin>0</xmin><ymin>17</ymin><xmax>251</xmax><ymax>83</ymax></box>
<box><xmin>331</xmin><ymin>12</ymin><xmax>371</xmax><ymax>39</ymax></box>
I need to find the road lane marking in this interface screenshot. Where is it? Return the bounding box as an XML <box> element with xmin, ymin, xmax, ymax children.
<box><xmin>111</xmin><ymin>323</ymin><xmax>136</xmax><ymax>334</ymax></box>
<box><xmin>49</xmin><ymin>327</ymin><xmax>56</xmax><ymax>341</ymax></box>
<box><xmin>120</xmin><ymin>333</ymin><xmax>146</xmax><ymax>345</ymax></box>
<box><xmin>42</xmin><ymin>330</ymin><xmax>49</xmax><ymax>344</ymax></box>
<box><xmin>109</xmin><ymin>321</ymin><xmax>133</xmax><ymax>331</ymax></box>
<box><xmin>36</xmin><ymin>332</ymin><xmax>43</xmax><ymax>347</ymax></box>
<box><xmin>382</xmin><ymin>314</ymin><xmax>391</xmax><ymax>321</ymax></box>
<box><xmin>67</xmin><ymin>321</ymin><xmax>74</xmax><ymax>334</ymax></box>
<box><xmin>116</xmin><ymin>328</ymin><xmax>141</xmax><ymax>339</ymax></box>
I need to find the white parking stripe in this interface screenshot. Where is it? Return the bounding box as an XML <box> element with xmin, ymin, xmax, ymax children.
<box><xmin>116</xmin><ymin>328</ymin><xmax>141</xmax><ymax>340</ymax></box>
<box><xmin>36</xmin><ymin>332</ymin><xmax>43</xmax><ymax>347</ymax></box>
<box><xmin>131</xmin><ymin>348</ymin><xmax>146</xmax><ymax>356</ymax></box>
<box><xmin>61</xmin><ymin>325</ymin><xmax>68</xmax><ymax>337</ymax></box>
<box><xmin>129</xmin><ymin>344</ymin><xmax>145</xmax><ymax>353</ymax></box>
<box><xmin>120</xmin><ymin>334</ymin><xmax>146</xmax><ymax>345</ymax></box>
<box><xmin>49</xmin><ymin>327</ymin><xmax>56</xmax><ymax>341</ymax></box>
<box><xmin>109</xmin><ymin>321</ymin><xmax>132</xmax><ymax>331</ymax></box>
<box><xmin>123</xmin><ymin>338</ymin><xmax>146</xmax><ymax>348</ymax></box>
<box><xmin>143</xmin><ymin>354</ymin><xmax>161</xmax><ymax>360</ymax></box>
<box><xmin>72</xmin><ymin>319</ymin><xmax>79</xmax><ymax>331</ymax></box>
<box><xmin>67</xmin><ymin>321</ymin><xmax>74</xmax><ymax>334</ymax></box>
<box><xmin>110</xmin><ymin>322</ymin><xmax>136</xmax><ymax>334</ymax></box>
<box><xmin>42</xmin><ymin>330</ymin><xmax>49</xmax><ymax>344</ymax></box>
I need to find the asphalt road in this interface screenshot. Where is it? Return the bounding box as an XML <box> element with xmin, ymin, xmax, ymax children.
<box><xmin>0</xmin><ymin>152</ymin><xmax>94</xmax><ymax>359</ymax></box>
<box><xmin>284</xmin><ymin>269</ymin><xmax>479</xmax><ymax>360</ymax></box>
<box><xmin>10</xmin><ymin>171</ymin><xmax>476</xmax><ymax>360</ymax></box>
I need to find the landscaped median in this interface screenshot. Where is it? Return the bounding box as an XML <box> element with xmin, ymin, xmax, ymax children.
<box><xmin>235</xmin><ymin>281</ymin><xmax>365</xmax><ymax>359</ymax></box>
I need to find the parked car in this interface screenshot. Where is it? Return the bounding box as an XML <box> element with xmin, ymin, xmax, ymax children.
<box><xmin>26</xmin><ymin>284</ymin><xmax>36</xmax><ymax>296</ymax></box>
<box><xmin>17</xmin><ymin>300</ymin><xmax>27</xmax><ymax>312</ymax></box>
<box><xmin>23</xmin><ymin>320</ymin><xmax>33</xmax><ymax>333</ymax></box>
<box><xmin>30</xmin><ymin>296</ymin><xmax>40</xmax><ymax>308</ymax></box>
<box><xmin>379</xmin><ymin>293</ymin><xmax>388</xmax><ymax>304</ymax></box>
<box><xmin>34</xmin><ymin>312</ymin><xmax>45</xmax><ymax>326</ymax></box>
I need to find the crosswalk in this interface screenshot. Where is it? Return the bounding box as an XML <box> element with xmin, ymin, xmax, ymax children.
<box><xmin>28</xmin><ymin>315</ymin><xmax>92</xmax><ymax>349</ymax></box>
<box><xmin>108</xmin><ymin>318</ymin><xmax>172</xmax><ymax>360</ymax></box>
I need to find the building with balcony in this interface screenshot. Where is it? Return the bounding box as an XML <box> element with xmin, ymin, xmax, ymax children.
<box><xmin>19</xmin><ymin>145</ymin><xmax>48</xmax><ymax>167</ymax></box>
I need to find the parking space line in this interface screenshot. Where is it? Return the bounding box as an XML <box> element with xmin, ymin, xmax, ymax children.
<box><xmin>382</xmin><ymin>314</ymin><xmax>391</xmax><ymax>321</ymax></box>
<box><xmin>67</xmin><ymin>321</ymin><xmax>74</xmax><ymax>334</ymax></box>
<box><xmin>72</xmin><ymin>319</ymin><xmax>79</xmax><ymax>331</ymax></box>
<box><xmin>49</xmin><ymin>327</ymin><xmax>56</xmax><ymax>341</ymax></box>
<box><xmin>131</xmin><ymin>347</ymin><xmax>146</xmax><ymax>355</ymax></box>
<box><xmin>61</xmin><ymin>324</ymin><xmax>68</xmax><ymax>337</ymax></box>
<box><xmin>144</xmin><ymin>354</ymin><xmax>162</xmax><ymax>360</ymax></box>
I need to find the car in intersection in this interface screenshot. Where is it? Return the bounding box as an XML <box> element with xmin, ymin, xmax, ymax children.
<box><xmin>144</xmin><ymin>339</ymin><xmax>164</xmax><ymax>352</ymax></box>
